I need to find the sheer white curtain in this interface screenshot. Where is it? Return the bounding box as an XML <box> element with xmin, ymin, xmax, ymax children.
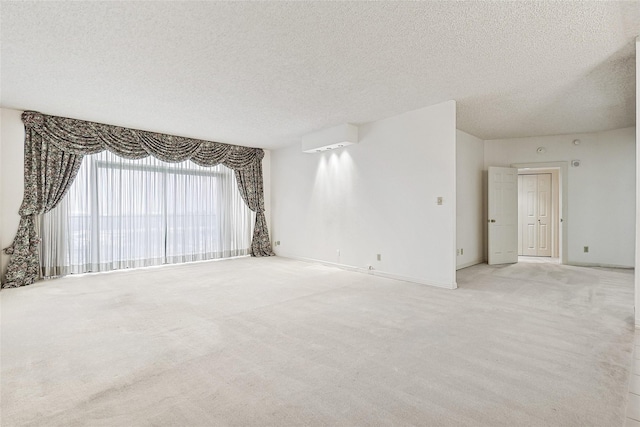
<box><xmin>41</xmin><ymin>150</ymin><xmax>255</xmax><ymax>277</ymax></box>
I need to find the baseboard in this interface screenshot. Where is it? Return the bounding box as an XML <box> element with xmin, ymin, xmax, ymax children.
<box><xmin>281</xmin><ymin>255</ymin><xmax>457</xmax><ymax>290</ymax></box>
<box><xmin>567</xmin><ymin>261</ymin><xmax>634</xmax><ymax>269</ymax></box>
<box><xmin>456</xmin><ymin>259</ymin><xmax>483</xmax><ymax>270</ymax></box>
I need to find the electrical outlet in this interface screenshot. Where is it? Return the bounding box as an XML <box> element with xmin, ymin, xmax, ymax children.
<box><xmin>377</xmin><ymin>254</ymin><xmax>381</xmax><ymax>261</ymax></box>
<box><xmin>460</xmin><ymin>248</ymin><xmax>464</xmax><ymax>255</ymax></box>
<box><xmin>437</xmin><ymin>197</ymin><xmax>443</xmax><ymax>205</ymax></box>
<box><xmin>584</xmin><ymin>246</ymin><xmax>589</xmax><ymax>253</ymax></box>
<box><xmin>275</xmin><ymin>241</ymin><xmax>281</xmax><ymax>246</ymax></box>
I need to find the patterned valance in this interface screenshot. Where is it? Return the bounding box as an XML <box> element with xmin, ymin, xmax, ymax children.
<box><xmin>2</xmin><ymin>111</ymin><xmax>274</xmax><ymax>289</ymax></box>
<box><xmin>21</xmin><ymin>111</ymin><xmax>263</xmax><ymax>169</ymax></box>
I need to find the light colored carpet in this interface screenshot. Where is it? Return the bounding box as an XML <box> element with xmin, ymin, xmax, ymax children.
<box><xmin>0</xmin><ymin>257</ymin><xmax>635</xmax><ymax>426</ymax></box>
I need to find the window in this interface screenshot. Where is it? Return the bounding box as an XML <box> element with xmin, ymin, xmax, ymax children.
<box><xmin>41</xmin><ymin>150</ymin><xmax>255</xmax><ymax>276</ymax></box>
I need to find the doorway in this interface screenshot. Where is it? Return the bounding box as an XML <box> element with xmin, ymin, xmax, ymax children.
<box><xmin>517</xmin><ymin>167</ymin><xmax>561</xmax><ymax>263</ymax></box>
<box><xmin>518</xmin><ymin>173</ymin><xmax>552</xmax><ymax>257</ymax></box>
<box><xmin>518</xmin><ymin>168</ymin><xmax>560</xmax><ymax>259</ymax></box>
<box><xmin>487</xmin><ymin>162</ymin><xmax>568</xmax><ymax>266</ymax></box>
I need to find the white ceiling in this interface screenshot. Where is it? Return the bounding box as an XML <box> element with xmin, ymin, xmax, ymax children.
<box><xmin>1</xmin><ymin>1</ymin><xmax>638</xmax><ymax>150</ymax></box>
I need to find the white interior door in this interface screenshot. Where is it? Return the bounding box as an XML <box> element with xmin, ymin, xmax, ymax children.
<box><xmin>488</xmin><ymin>167</ymin><xmax>518</xmax><ymax>265</ymax></box>
<box><xmin>536</xmin><ymin>174</ymin><xmax>552</xmax><ymax>256</ymax></box>
<box><xmin>518</xmin><ymin>173</ymin><xmax>552</xmax><ymax>257</ymax></box>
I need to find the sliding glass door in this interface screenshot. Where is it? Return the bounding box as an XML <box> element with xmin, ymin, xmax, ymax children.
<box><xmin>40</xmin><ymin>150</ymin><xmax>255</xmax><ymax>276</ymax></box>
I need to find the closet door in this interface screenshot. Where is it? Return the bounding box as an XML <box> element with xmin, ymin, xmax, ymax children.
<box><xmin>536</xmin><ymin>174</ymin><xmax>552</xmax><ymax>256</ymax></box>
<box><xmin>518</xmin><ymin>174</ymin><xmax>551</xmax><ymax>257</ymax></box>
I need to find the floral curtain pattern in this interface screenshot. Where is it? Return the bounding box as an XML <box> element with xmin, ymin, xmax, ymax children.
<box><xmin>235</xmin><ymin>158</ymin><xmax>274</xmax><ymax>257</ymax></box>
<box><xmin>2</xmin><ymin>111</ymin><xmax>273</xmax><ymax>288</ymax></box>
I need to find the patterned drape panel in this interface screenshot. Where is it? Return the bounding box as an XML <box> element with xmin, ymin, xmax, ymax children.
<box><xmin>2</xmin><ymin>111</ymin><xmax>273</xmax><ymax>288</ymax></box>
<box><xmin>235</xmin><ymin>158</ymin><xmax>275</xmax><ymax>257</ymax></box>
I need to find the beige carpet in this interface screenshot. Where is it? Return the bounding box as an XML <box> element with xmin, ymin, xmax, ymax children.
<box><xmin>0</xmin><ymin>257</ymin><xmax>635</xmax><ymax>426</ymax></box>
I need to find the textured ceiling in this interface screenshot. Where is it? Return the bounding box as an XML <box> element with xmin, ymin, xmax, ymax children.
<box><xmin>1</xmin><ymin>1</ymin><xmax>638</xmax><ymax>149</ymax></box>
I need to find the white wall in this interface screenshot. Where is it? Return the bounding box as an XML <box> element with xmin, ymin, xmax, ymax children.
<box><xmin>485</xmin><ymin>127</ymin><xmax>636</xmax><ymax>268</ymax></box>
<box><xmin>271</xmin><ymin>100</ymin><xmax>457</xmax><ymax>288</ymax></box>
<box><xmin>0</xmin><ymin>110</ymin><xmax>2</xmax><ymax>280</ymax></box>
<box><xmin>635</xmin><ymin>36</ymin><xmax>639</xmax><ymax>327</ymax></box>
<box><xmin>456</xmin><ymin>130</ymin><xmax>484</xmax><ymax>269</ymax></box>
<box><xmin>0</xmin><ymin>108</ymin><xmax>25</xmax><ymax>283</ymax></box>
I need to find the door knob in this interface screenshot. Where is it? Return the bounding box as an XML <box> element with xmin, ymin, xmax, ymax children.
<box><xmin>488</xmin><ymin>219</ymin><xmax>496</xmax><ymax>223</ymax></box>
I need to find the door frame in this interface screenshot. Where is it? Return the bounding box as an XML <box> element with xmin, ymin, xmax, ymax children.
<box><xmin>517</xmin><ymin>171</ymin><xmax>556</xmax><ymax>257</ymax></box>
<box><xmin>511</xmin><ymin>161</ymin><xmax>568</xmax><ymax>264</ymax></box>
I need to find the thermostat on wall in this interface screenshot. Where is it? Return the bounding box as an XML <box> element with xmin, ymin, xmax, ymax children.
<box><xmin>571</xmin><ymin>160</ymin><xmax>580</xmax><ymax>167</ymax></box>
